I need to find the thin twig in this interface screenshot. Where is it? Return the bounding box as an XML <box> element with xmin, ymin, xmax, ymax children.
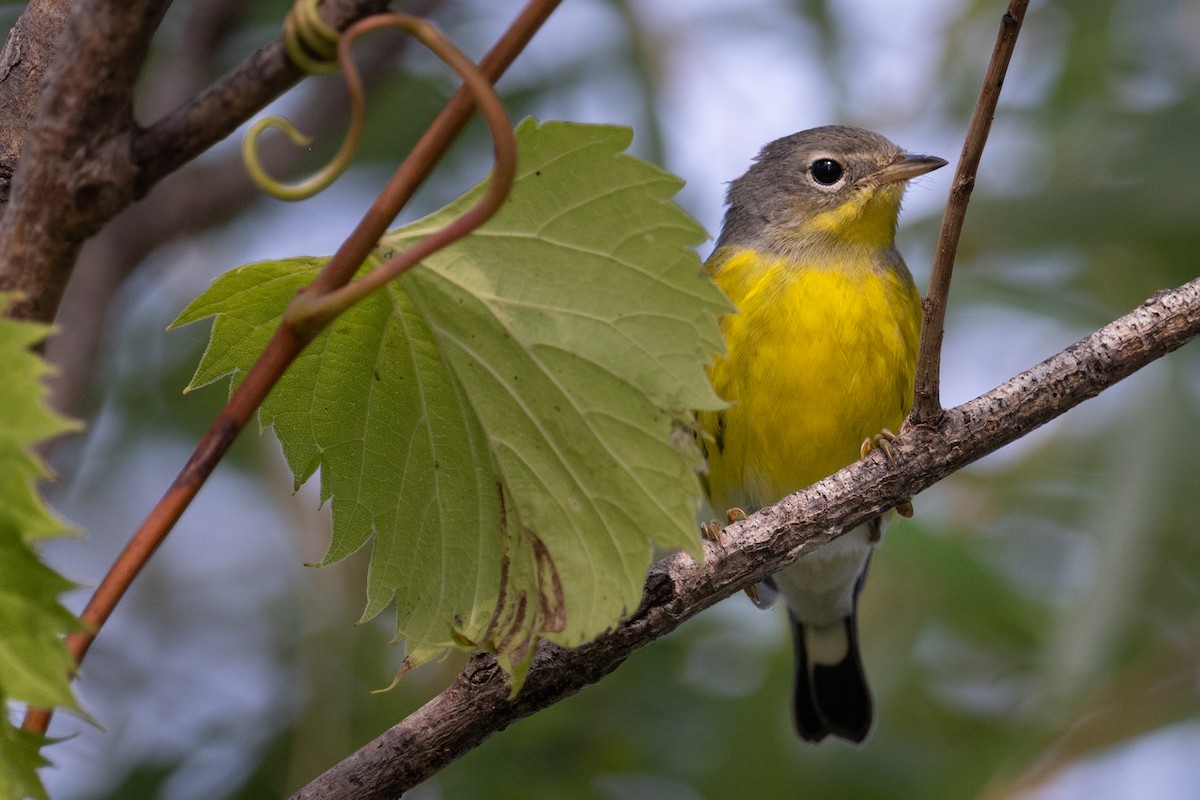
<box><xmin>294</xmin><ymin>278</ymin><xmax>1200</xmax><ymax>799</ymax></box>
<box><xmin>911</xmin><ymin>0</ymin><xmax>1030</xmax><ymax>423</ymax></box>
<box><xmin>21</xmin><ymin>0</ymin><xmax>561</xmax><ymax>737</ymax></box>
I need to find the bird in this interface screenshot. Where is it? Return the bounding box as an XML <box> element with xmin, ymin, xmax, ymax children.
<box><xmin>696</xmin><ymin>125</ymin><xmax>946</xmax><ymax>743</ymax></box>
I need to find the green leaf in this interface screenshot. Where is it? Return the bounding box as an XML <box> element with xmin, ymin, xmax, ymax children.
<box><xmin>172</xmin><ymin>120</ymin><xmax>727</xmax><ymax>674</ymax></box>
<box><xmin>0</xmin><ymin>296</ymin><xmax>85</xmax><ymax>800</ymax></box>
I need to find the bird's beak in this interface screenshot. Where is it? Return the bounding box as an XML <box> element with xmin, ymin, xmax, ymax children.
<box><xmin>860</xmin><ymin>153</ymin><xmax>948</xmax><ymax>186</ymax></box>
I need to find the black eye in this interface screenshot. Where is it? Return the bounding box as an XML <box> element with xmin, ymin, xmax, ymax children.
<box><xmin>810</xmin><ymin>158</ymin><xmax>844</xmax><ymax>186</ymax></box>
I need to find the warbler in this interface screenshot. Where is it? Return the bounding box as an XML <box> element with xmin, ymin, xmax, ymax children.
<box><xmin>697</xmin><ymin>126</ymin><xmax>946</xmax><ymax>743</ymax></box>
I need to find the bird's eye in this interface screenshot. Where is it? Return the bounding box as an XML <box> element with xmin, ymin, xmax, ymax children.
<box><xmin>809</xmin><ymin>158</ymin><xmax>844</xmax><ymax>186</ymax></box>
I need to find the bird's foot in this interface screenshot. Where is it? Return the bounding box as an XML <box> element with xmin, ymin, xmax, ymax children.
<box><xmin>860</xmin><ymin>428</ymin><xmax>914</xmax><ymax>518</ymax></box>
<box><xmin>700</xmin><ymin>507</ymin><xmax>748</xmax><ymax>545</ymax></box>
<box><xmin>701</xmin><ymin>508</ymin><xmax>764</xmax><ymax>601</ymax></box>
<box><xmin>700</xmin><ymin>518</ymin><xmax>724</xmax><ymax>544</ymax></box>
<box><xmin>860</xmin><ymin>428</ymin><xmax>899</xmax><ymax>466</ymax></box>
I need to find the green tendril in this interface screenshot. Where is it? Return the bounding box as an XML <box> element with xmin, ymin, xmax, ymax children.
<box><xmin>284</xmin><ymin>0</ymin><xmax>339</xmax><ymax>75</ymax></box>
<box><xmin>242</xmin><ymin>111</ymin><xmax>363</xmax><ymax>201</ymax></box>
<box><xmin>243</xmin><ymin>0</ymin><xmax>365</xmax><ymax>201</ymax></box>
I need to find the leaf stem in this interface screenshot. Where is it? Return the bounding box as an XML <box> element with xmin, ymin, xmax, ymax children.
<box><xmin>910</xmin><ymin>0</ymin><xmax>1030</xmax><ymax>424</ymax></box>
<box><xmin>284</xmin><ymin>13</ymin><xmax>517</xmax><ymax>337</ymax></box>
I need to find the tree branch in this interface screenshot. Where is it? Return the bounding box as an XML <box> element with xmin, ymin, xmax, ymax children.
<box><xmin>294</xmin><ymin>277</ymin><xmax>1200</xmax><ymax>799</ymax></box>
<box><xmin>0</xmin><ymin>0</ymin><xmax>170</xmax><ymax>323</ymax></box>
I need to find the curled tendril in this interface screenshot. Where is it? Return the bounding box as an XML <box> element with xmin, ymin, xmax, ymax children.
<box><xmin>241</xmin><ymin>100</ymin><xmax>365</xmax><ymax>202</ymax></box>
<box><xmin>283</xmin><ymin>0</ymin><xmax>339</xmax><ymax>75</ymax></box>
<box><xmin>243</xmin><ymin>0</ymin><xmax>365</xmax><ymax>201</ymax></box>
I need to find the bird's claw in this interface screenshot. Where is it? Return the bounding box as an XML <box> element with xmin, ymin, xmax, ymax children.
<box><xmin>860</xmin><ymin>428</ymin><xmax>900</xmax><ymax>467</ymax></box>
<box><xmin>700</xmin><ymin>507</ymin><xmax>748</xmax><ymax>549</ymax></box>
<box><xmin>861</xmin><ymin>428</ymin><xmax>915</xmax><ymax>518</ymax></box>
<box><xmin>701</xmin><ymin>509</ymin><xmax>762</xmax><ymax>603</ymax></box>
<box><xmin>700</xmin><ymin>519</ymin><xmax>725</xmax><ymax>545</ymax></box>
<box><xmin>719</xmin><ymin>509</ymin><xmax>765</xmax><ymax>602</ymax></box>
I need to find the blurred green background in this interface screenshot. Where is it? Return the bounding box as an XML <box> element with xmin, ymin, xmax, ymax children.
<box><xmin>15</xmin><ymin>0</ymin><xmax>1200</xmax><ymax>797</ymax></box>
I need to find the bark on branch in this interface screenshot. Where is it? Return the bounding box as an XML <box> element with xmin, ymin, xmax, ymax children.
<box><xmin>294</xmin><ymin>277</ymin><xmax>1200</xmax><ymax>799</ymax></box>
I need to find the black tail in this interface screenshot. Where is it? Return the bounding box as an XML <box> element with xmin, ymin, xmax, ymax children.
<box><xmin>790</xmin><ymin>612</ymin><xmax>873</xmax><ymax>744</ymax></box>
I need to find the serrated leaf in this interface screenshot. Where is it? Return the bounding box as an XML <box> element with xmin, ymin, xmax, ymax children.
<box><xmin>172</xmin><ymin>119</ymin><xmax>728</xmax><ymax>674</ymax></box>
<box><xmin>0</xmin><ymin>296</ymin><xmax>85</xmax><ymax>800</ymax></box>
<box><xmin>175</xmin><ymin>254</ymin><xmax>506</xmax><ymax>666</ymax></box>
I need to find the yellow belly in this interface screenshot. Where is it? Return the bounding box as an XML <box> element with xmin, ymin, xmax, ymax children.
<box><xmin>699</xmin><ymin>248</ymin><xmax>922</xmax><ymax>513</ymax></box>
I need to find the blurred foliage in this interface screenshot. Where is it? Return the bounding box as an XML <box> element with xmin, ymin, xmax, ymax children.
<box><xmin>29</xmin><ymin>0</ymin><xmax>1200</xmax><ymax>798</ymax></box>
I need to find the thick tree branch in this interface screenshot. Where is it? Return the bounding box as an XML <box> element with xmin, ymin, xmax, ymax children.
<box><xmin>294</xmin><ymin>277</ymin><xmax>1200</xmax><ymax>799</ymax></box>
<box><xmin>0</xmin><ymin>0</ymin><xmax>169</xmax><ymax>322</ymax></box>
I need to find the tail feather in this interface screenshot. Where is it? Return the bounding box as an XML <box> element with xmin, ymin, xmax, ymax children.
<box><xmin>790</xmin><ymin>612</ymin><xmax>873</xmax><ymax>744</ymax></box>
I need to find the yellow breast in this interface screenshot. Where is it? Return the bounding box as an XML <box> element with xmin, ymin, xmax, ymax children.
<box><xmin>699</xmin><ymin>247</ymin><xmax>922</xmax><ymax>513</ymax></box>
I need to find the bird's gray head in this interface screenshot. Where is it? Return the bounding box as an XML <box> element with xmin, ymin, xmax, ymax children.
<box><xmin>716</xmin><ymin>125</ymin><xmax>946</xmax><ymax>257</ymax></box>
